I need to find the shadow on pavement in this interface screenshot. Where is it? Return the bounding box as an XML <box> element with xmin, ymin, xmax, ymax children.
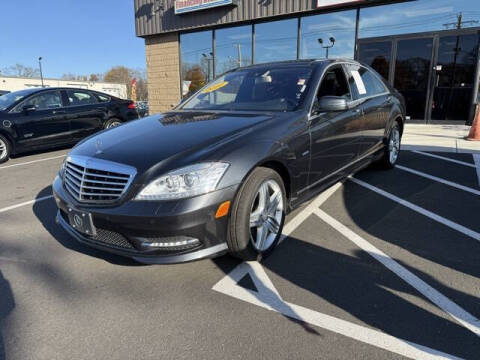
<box><xmin>0</xmin><ymin>271</ymin><xmax>14</xmax><ymax>360</ymax></box>
<box><xmin>33</xmin><ymin>186</ymin><xmax>144</xmax><ymax>267</ymax></box>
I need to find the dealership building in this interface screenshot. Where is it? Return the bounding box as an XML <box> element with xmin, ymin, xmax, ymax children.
<box><xmin>134</xmin><ymin>0</ymin><xmax>480</xmax><ymax>124</ymax></box>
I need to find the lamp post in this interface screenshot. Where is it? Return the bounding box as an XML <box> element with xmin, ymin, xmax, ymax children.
<box><xmin>38</xmin><ymin>57</ymin><xmax>44</xmax><ymax>87</ymax></box>
<box><xmin>202</xmin><ymin>52</ymin><xmax>214</xmax><ymax>81</ymax></box>
<box><xmin>318</xmin><ymin>37</ymin><xmax>336</xmax><ymax>59</ymax></box>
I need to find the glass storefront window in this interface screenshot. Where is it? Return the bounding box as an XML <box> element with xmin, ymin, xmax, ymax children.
<box><xmin>215</xmin><ymin>25</ymin><xmax>253</xmax><ymax>77</ymax></box>
<box><xmin>357</xmin><ymin>41</ymin><xmax>392</xmax><ymax>81</ymax></box>
<box><xmin>300</xmin><ymin>10</ymin><xmax>357</xmax><ymax>60</ymax></box>
<box><xmin>255</xmin><ymin>19</ymin><xmax>298</xmax><ymax>64</ymax></box>
<box><xmin>359</xmin><ymin>0</ymin><xmax>480</xmax><ymax>39</ymax></box>
<box><xmin>180</xmin><ymin>31</ymin><xmax>213</xmax><ymax>97</ymax></box>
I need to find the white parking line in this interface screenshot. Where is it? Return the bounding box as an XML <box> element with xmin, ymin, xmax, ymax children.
<box><xmin>412</xmin><ymin>150</ymin><xmax>476</xmax><ymax>168</ymax></box>
<box><xmin>474</xmin><ymin>154</ymin><xmax>480</xmax><ymax>187</ymax></box>
<box><xmin>349</xmin><ymin>177</ymin><xmax>480</xmax><ymax>243</ymax></box>
<box><xmin>0</xmin><ymin>195</ymin><xmax>53</xmax><ymax>214</ymax></box>
<box><xmin>0</xmin><ymin>154</ymin><xmax>66</xmax><ymax>170</ymax></box>
<box><xmin>396</xmin><ymin>165</ymin><xmax>480</xmax><ymax>196</ymax></box>
<box><xmin>314</xmin><ymin>208</ymin><xmax>480</xmax><ymax>337</ymax></box>
<box><xmin>213</xmin><ymin>262</ymin><xmax>462</xmax><ymax>360</ymax></box>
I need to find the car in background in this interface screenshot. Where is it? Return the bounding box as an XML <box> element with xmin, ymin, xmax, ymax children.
<box><xmin>0</xmin><ymin>90</ymin><xmax>10</xmax><ymax>96</ymax></box>
<box><xmin>52</xmin><ymin>59</ymin><xmax>405</xmax><ymax>264</ymax></box>
<box><xmin>136</xmin><ymin>101</ymin><xmax>149</xmax><ymax>117</ymax></box>
<box><xmin>0</xmin><ymin>87</ymin><xmax>139</xmax><ymax>163</ymax></box>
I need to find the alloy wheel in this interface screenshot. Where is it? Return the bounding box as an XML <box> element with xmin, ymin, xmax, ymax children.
<box><xmin>389</xmin><ymin>126</ymin><xmax>400</xmax><ymax>164</ymax></box>
<box><xmin>0</xmin><ymin>138</ymin><xmax>7</xmax><ymax>160</ymax></box>
<box><xmin>107</xmin><ymin>121</ymin><xmax>122</xmax><ymax>129</ymax></box>
<box><xmin>249</xmin><ymin>179</ymin><xmax>284</xmax><ymax>252</ymax></box>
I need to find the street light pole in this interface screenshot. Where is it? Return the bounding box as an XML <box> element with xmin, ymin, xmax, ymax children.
<box><xmin>38</xmin><ymin>57</ymin><xmax>44</xmax><ymax>87</ymax></box>
<box><xmin>317</xmin><ymin>37</ymin><xmax>336</xmax><ymax>59</ymax></box>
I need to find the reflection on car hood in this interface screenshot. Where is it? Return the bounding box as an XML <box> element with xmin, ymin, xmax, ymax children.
<box><xmin>70</xmin><ymin>111</ymin><xmax>275</xmax><ymax>173</ymax></box>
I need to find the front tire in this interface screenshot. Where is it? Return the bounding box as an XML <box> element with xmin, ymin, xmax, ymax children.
<box><xmin>378</xmin><ymin>121</ymin><xmax>401</xmax><ymax>169</ymax></box>
<box><xmin>104</xmin><ymin>118</ymin><xmax>123</xmax><ymax>129</ymax></box>
<box><xmin>227</xmin><ymin>167</ymin><xmax>286</xmax><ymax>261</ymax></box>
<box><xmin>0</xmin><ymin>135</ymin><xmax>11</xmax><ymax>164</ymax></box>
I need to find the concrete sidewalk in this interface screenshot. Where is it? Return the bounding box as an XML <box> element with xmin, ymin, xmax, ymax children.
<box><xmin>402</xmin><ymin>124</ymin><xmax>480</xmax><ymax>153</ymax></box>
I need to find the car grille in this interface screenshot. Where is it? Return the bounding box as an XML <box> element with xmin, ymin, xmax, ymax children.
<box><xmin>63</xmin><ymin>155</ymin><xmax>136</xmax><ymax>204</ymax></box>
<box><xmin>92</xmin><ymin>228</ymin><xmax>134</xmax><ymax>249</ymax></box>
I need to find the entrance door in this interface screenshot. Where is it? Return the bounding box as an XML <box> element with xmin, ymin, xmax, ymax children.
<box><xmin>394</xmin><ymin>37</ymin><xmax>434</xmax><ymax>120</ymax></box>
<box><xmin>431</xmin><ymin>33</ymin><xmax>480</xmax><ymax>122</ymax></box>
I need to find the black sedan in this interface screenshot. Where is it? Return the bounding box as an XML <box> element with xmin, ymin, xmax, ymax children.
<box><xmin>0</xmin><ymin>87</ymin><xmax>139</xmax><ymax>163</ymax></box>
<box><xmin>53</xmin><ymin>59</ymin><xmax>405</xmax><ymax>264</ymax></box>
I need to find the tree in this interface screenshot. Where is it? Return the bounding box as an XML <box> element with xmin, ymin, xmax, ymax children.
<box><xmin>2</xmin><ymin>63</ymin><xmax>40</xmax><ymax>78</ymax></box>
<box><xmin>61</xmin><ymin>73</ymin><xmax>77</xmax><ymax>80</ymax></box>
<box><xmin>103</xmin><ymin>66</ymin><xmax>148</xmax><ymax>101</ymax></box>
<box><xmin>184</xmin><ymin>65</ymin><xmax>206</xmax><ymax>94</ymax></box>
<box><xmin>89</xmin><ymin>74</ymin><xmax>100</xmax><ymax>82</ymax></box>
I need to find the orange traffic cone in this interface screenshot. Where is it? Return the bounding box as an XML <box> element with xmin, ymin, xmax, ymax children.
<box><xmin>466</xmin><ymin>104</ymin><xmax>480</xmax><ymax>141</ymax></box>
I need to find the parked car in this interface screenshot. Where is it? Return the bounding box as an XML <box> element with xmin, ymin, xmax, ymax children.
<box><xmin>53</xmin><ymin>59</ymin><xmax>405</xmax><ymax>264</ymax></box>
<box><xmin>0</xmin><ymin>90</ymin><xmax>10</xmax><ymax>96</ymax></box>
<box><xmin>136</xmin><ymin>101</ymin><xmax>149</xmax><ymax>117</ymax></box>
<box><xmin>0</xmin><ymin>87</ymin><xmax>139</xmax><ymax>163</ymax></box>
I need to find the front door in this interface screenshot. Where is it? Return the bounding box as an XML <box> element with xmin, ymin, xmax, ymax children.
<box><xmin>394</xmin><ymin>37</ymin><xmax>434</xmax><ymax>121</ymax></box>
<box><xmin>13</xmin><ymin>90</ymin><xmax>71</xmax><ymax>148</ymax></box>
<box><xmin>430</xmin><ymin>32</ymin><xmax>480</xmax><ymax>122</ymax></box>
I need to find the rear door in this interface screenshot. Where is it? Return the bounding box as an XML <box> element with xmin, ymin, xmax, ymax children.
<box><xmin>65</xmin><ymin>89</ymin><xmax>105</xmax><ymax>140</ymax></box>
<box><xmin>11</xmin><ymin>90</ymin><xmax>71</xmax><ymax>148</ymax></box>
<box><xmin>345</xmin><ymin>64</ymin><xmax>392</xmax><ymax>156</ymax></box>
<box><xmin>308</xmin><ymin>65</ymin><xmax>363</xmax><ymax>191</ymax></box>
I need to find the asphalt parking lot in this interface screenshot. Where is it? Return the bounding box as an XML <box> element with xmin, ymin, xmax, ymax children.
<box><xmin>0</xmin><ymin>148</ymin><xmax>479</xmax><ymax>360</ymax></box>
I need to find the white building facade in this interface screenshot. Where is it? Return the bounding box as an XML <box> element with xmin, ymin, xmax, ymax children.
<box><xmin>0</xmin><ymin>76</ymin><xmax>128</xmax><ymax>99</ymax></box>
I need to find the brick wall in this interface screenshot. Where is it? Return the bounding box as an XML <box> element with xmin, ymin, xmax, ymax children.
<box><xmin>145</xmin><ymin>33</ymin><xmax>181</xmax><ymax>114</ymax></box>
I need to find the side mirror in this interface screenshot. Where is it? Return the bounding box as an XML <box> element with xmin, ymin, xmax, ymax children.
<box><xmin>318</xmin><ymin>96</ymin><xmax>349</xmax><ymax>112</ymax></box>
<box><xmin>23</xmin><ymin>105</ymin><xmax>37</xmax><ymax>113</ymax></box>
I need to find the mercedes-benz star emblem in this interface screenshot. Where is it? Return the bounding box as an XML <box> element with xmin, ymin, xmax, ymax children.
<box><xmin>73</xmin><ymin>214</ymin><xmax>83</xmax><ymax>228</ymax></box>
<box><xmin>95</xmin><ymin>139</ymin><xmax>103</xmax><ymax>155</ymax></box>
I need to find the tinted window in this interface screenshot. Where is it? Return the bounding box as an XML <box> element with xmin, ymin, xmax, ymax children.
<box><xmin>300</xmin><ymin>10</ymin><xmax>357</xmax><ymax>60</ymax></box>
<box><xmin>96</xmin><ymin>94</ymin><xmax>111</xmax><ymax>103</ymax></box>
<box><xmin>67</xmin><ymin>90</ymin><xmax>97</xmax><ymax>106</ymax></box>
<box><xmin>21</xmin><ymin>91</ymin><xmax>63</xmax><ymax>111</ymax></box>
<box><xmin>215</xmin><ymin>25</ymin><xmax>252</xmax><ymax>76</ymax></box>
<box><xmin>317</xmin><ymin>67</ymin><xmax>351</xmax><ymax>100</ymax></box>
<box><xmin>346</xmin><ymin>65</ymin><xmax>386</xmax><ymax>99</ymax></box>
<box><xmin>255</xmin><ymin>19</ymin><xmax>298</xmax><ymax>64</ymax></box>
<box><xmin>181</xmin><ymin>66</ymin><xmax>313</xmax><ymax>112</ymax></box>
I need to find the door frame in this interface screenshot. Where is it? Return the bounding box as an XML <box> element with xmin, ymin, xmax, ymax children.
<box><xmin>356</xmin><ymin>27</ymin><xmax>480</xmax><ymax>124</ymax></box>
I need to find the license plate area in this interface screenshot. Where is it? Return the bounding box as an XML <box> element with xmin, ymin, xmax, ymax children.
<box><xmin>67</xmin><ymin>207</ymin><xmax>96</xmax><ymax>236</ymax></box>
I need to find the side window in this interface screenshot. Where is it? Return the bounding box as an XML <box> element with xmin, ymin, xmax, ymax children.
<box><xmin>21</xmin><ymin>91</ymin><xmax>63</xmax><ymax>111</ymax></box>
<box><xmin>346</xmin><ymin>65</ymin><xmax>387</xmax><ymax>99</ymax></box>
<box><xmin>316</xmin><ymin>67</ymin><xmax>351</xmax><ymax>101</ymax></box>
<box><xmin>97</xmin><ymin>94</ymin><xmax>111</xmax><ymax>103</ymax></box>
<box><xmin>66</xmin><ymin>90</ymin><xmax>98</xmax><ymax>106</ymax></box>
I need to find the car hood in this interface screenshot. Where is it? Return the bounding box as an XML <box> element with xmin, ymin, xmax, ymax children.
<box><xmin>70</xmin><ymin>111</ymin><xmax>276</xmax><ymax>174</ymax></box>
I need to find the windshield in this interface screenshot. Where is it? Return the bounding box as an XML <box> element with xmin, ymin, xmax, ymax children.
<box><xmin>0</xmin><ymin>89</ymin><xmax>36</xmax><ymax>111</ymax></box>
<box><xmin>181</xmin><ymin>66</ymin><xmax>313</xmax><ymax>112</ymax></box>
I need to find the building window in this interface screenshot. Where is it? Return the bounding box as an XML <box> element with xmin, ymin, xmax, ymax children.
<box><xmin>255</xmin><ymin>19</ymin><xmax>298</xmax><ymax>64</ymax></box>
<box><xmin>357</xmin><ymin>41</ymin><xmax>392</xmax><ymax>81</ymax></box>
<box><xmin>359</xmin><ymin>0</ymin><xmax>480</xmax><ymax>39</ymax></box>
<box><xmin>300</xmin><ymin>10</ymin><xmax>357</xmax><ymax>60</ymax></box>
<box><xmin>180</xmin><ymin>30</ymin><xmax>213</xmax><ymax>97</ymax></box>
<box><xmin>215</xmin><ymin>25</ymin><xmax>253</xmax><ymax>77</ymax></box>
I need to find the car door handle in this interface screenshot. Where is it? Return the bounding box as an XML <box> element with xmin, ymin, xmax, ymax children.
<box><xmin>53</xmin><ymin>110</ymin><xmax>66</xmax><ymax>115</ymax></box>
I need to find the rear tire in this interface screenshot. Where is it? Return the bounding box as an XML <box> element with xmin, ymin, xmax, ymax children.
<box><xmin>378</xmin><ymin>121</ymin><xmax>401</xmax><ymax>169</ymax></box>
<box><xmin>0</xmin><ymin>134</ymin><xmax>11</xmax><ymax>164</ymax></box>
<box><xmin>227</xmin><ymin>167</ymin><xmax>286</xmax><ymax>261</ymax></box>
<box><xmin>104</xmin><ymin>118</ymin><xmax>123</xmax><ymax>129</ymax></box>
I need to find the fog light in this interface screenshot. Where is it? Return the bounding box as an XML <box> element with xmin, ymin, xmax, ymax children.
<box><xmin>144</xmin><ymin>237</ymin><xmax>200</xmax><ymax>248</ymax></box>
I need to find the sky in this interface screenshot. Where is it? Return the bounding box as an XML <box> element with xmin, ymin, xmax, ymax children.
<box><xmin>0</xmin><ymin>0</ymin><xmax>146</xmax><ymax>79</ymax></box>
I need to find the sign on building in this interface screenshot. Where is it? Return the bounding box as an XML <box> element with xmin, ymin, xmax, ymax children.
<box><xmin>175</xmin><ymin>0</ymin><xmax>235</xmax><ymax>14</ymax></box>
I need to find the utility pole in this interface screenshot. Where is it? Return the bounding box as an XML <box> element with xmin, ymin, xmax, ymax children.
<box><xmin>237</xmin><ymin>44</ymin><xmax>242</xmax><ymax>68</ymax></box>
<box><xmin>443</xmin><ymin>12</ymin><xmax>479</xmax><ymax>29</ymax></box>
<box><xmin>38</xmin><ymin>57</ymin><xmax>44</xmax><ymax>87</ymax></box>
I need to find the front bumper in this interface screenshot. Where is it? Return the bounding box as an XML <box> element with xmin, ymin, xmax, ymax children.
<box><xmin>52</xmin><ymin>175</ymin><xmax>238</xmax><ymax>264</ymax></box>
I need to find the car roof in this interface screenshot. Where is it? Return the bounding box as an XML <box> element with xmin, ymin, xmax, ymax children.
<box><xmin>229</xmin><ymin>58</ymin><xmax>360</xmax><ymax>72</ymax></box>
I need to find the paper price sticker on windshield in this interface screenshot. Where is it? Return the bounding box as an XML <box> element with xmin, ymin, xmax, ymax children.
<box><xmin>202</xmin><ymin>81</ymin><xmax>229</xmax><ymax>94</ymax></box>
<box><xmin>351</xmin><ymin>70</ymin><xmax>367</xmax><ymax>95</ymax></box>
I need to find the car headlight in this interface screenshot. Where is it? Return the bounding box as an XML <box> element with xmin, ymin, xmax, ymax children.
<box><xmin>135</xmin><ymin>162</ymin><xmax>229</xmax><ymax>201</ymax></box>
